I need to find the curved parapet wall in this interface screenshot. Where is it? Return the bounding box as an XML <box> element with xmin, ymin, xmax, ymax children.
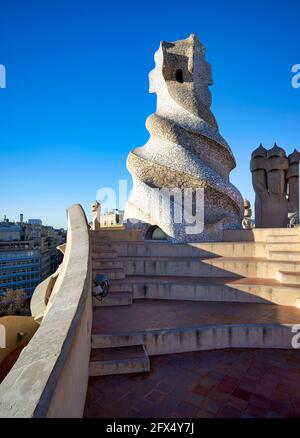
<box><xmin>125</xmin><ymin>33</ymin><xmax>243</xmax><ymax>242</ymax></box>
<box><xmin>30</xmin><ymin>267</ymin><xmax>61</xmax><ymax>324</ymax></box>
<box><xmin>0</xmin><ymin>204</ymin><xmax>92</xmax><ymax>418</ymax></box>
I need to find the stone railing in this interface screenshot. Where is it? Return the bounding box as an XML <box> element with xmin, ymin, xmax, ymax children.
<box><xmin>29</xmin><ymin>243</ymin><xmax>66</xmax><ymax>325</ymax></box>
<box><xmin>0</xmin><ymin>204</ymin><xmax>92</xmax><ymax>418</ymax></box>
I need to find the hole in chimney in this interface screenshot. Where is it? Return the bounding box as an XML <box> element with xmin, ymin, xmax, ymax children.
<box><xmin>176</xmin><ymin>69</ymin><xmax>184</xmax><ymax>83</ymax></box>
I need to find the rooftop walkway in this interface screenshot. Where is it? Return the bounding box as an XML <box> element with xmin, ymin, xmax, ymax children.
<box><xmin>86</xmin><ymin>227</ymin><xmax>300</xmax><ymax>418</ymax></box>
<box><xmin>84</xmin><ymin>348</ymin><xmax>300</xmax><ymax>418</ymax></box>
<box><xmin>93</xmin><ymin>299</ymin><xmax>300</xmax><ymax>334</ymax></box>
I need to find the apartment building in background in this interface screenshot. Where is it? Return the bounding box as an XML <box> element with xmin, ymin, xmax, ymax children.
<box><xmin>100</xmin><ymin>209</ymin><xmax>124</xmax><ymax>227</ymax></box>
<box><xmin>0</xmin><ymin>215</ymin><xmax>66</xmax><ymax>300</ymax></box>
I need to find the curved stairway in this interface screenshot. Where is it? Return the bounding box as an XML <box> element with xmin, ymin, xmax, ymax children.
<box><xmin>89</xmin><ymin>228</ymin><xmax>300</xmax><ymax>376</ymax></box>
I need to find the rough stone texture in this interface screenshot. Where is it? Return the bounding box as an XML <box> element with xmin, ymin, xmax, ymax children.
<box><xmin>125</xmin><ymin>33</ymin><xmax>243</xmax><ymax>242</ymax></box>
<box><xmin>251</xmin><ymin>144</ymin><xmax>300</xmax><ymax>228</ymax></box>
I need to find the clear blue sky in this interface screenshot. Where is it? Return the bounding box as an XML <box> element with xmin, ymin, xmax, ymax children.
<box><xmin>1</xmin><ymin>0</ymin><xmax>299</xmax><ymax>228</ymax></box>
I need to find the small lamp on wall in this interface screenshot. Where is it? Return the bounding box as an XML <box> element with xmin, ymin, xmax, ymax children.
<box><xmin>93</xmin><ymin>274</ymin><xmax>109</xmax><ymax>302</ymax></box>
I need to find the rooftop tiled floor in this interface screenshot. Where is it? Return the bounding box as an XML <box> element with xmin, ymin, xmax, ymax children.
<box><xmin>84</xmin><ymin>348</ymin><xmax>300</xmax><ymax>418</ymax></box>
<box><xmin>92</xmin><ymin>300</ymin><xmax>300</xmax><ymax>334</ymax></box>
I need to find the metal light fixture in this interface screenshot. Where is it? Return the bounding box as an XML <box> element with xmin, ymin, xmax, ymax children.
<box><xmin>288</xmin><ymin>211</ymin><xmax>298</xmax><ymax>228</ymax></box>
<box><xmin>93</xmin><ymin>274</ymin><xmax>109</xmax><ymax>302</ymax></box>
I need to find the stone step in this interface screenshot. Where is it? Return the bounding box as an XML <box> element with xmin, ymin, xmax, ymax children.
<box><xmin>92</xmin><ymin>268</ymin><xmax>125</xmax><ymax>280</ymax></box>
<box><xmin>224</xmin><ymin>228</ymin><xmax>300</xmax><ymax>242</ymax></box>
<box><xmin>109</xmin><ymin>282</ymin><xmax>133</xmax><ymax>293</ymax></box>
<box><xmin>92</xmin><ymin>324</ymin><xmax>296</xmax><ymax>354</ymax></box>
<box><xmin>92</xmin><ymin>259</ymin><xmax>123</xmax><ymax>269</ymax></box>
<box><xmin>91</xmin><ymin>241</ymin><xmax>300</xmax><ymax>260</ymax></box>
<box><xmin>267</xmin><ymin>243</ymin><xmax>300</xmax><ymax>252</ymax></box>
<box><xmin>91</xmin><ymin>243</ymin><xmax>116</xmax><ymax>252</ymax></box>
<box><xmin>120</xmin><ymin>257</ymin><xmax>300</xmax><ymax>279</ymax></box>
<box><xmin>118</xmin><ymin>242</ymin><xmax>265</xmax><ymax>259</ymax></box>
<box><xmin>91</xmin><ymin>250</ymin><xmax>118</xmax><ymax>259</ymax></box>
<box><xmin>267</xmin><ymin>235</ymin><xmax>300</xmax><ymax>243</ymax></box>
<box><xmin>277</xmin><ymin>271</ymin><xmax>300</xmax><ymax>284</ymax></box>
<box><xmin>121</xmin><ymin>256</ymin><xmax>236</xmax><ymax>278</ymax></box>
<box><xmin>90</xmin><ymin>231</ymin><xmax>110</xmax><ymax>243</ymax></box>
<box><xmin>89</xmin><ymin>345</ymin><xmax>150</xmax><ymax>376</ymax></box>
<box><xmin>130</xmin><ymin>278</ymin><xmax>300</xmax><ymax>307</ymax></box>
<box><xmin>269</xmin><ymin>250</ymin><xmax>300</xmax><ymax>261</ymax></box>
<box><xmin>93</xmin><ymin>291</ymin><xmax>133</xmax><ymax>307</ymax></box>
<box><xmin>91</xmin><ymin>300</ymin><xmax>300</xmax><ymax>354</ymax></box>
<box><xmin>92</xmin><ymin>239</ymin><xmax>300</xmax><ymax>259</ymax></box>
<box><xmin>199</xmin><ymin>257</ymin><xmax>300</xmax><ymax>279</ymax></box>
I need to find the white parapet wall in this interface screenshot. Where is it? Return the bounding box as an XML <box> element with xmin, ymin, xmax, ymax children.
<box><xmin>0</xmin><ymin>204</ymin><xmax>92</xmax><ymax>418</ymax></box>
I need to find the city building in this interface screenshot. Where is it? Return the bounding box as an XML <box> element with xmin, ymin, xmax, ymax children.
<box><xmin>0</xmin><ymin>221</ymin><xmax>39</xmax><ymax>298</ymax></box>
<box><xmin>0</xmin><ymin>216</ymin><xmax>66</xmax><ymax>302</ymax></box>
<box><xmin>100</xmin><ymin>209</ymin><xmax>124</xmax><ymax>227</ymax></box>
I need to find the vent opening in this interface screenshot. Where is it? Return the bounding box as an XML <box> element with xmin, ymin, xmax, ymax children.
<box><xmin>176</xmin><ymin>69</ymin><xmax>184</xmax><ymax>84</ymax></box>
<box><xmin>145</xmin><ymin>225</ymin><xmax>168</xmax><ymax>241</ymax></box>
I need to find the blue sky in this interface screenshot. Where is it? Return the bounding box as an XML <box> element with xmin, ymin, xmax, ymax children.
<box><xmin>0</xmin><ymin>0</ymin><xmax>299</xmax><ymax>228</ymax></box>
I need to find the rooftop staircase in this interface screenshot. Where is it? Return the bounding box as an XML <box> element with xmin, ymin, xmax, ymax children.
<box><xmin>88</xmin><ymin>228</ymin><xmax>300</xmax><ymax>377</ymax></box>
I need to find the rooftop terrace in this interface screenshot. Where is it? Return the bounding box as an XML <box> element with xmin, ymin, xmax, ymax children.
<box><xmin>1</xmin><ymin>204</ymin><xmax>300</xmax><ymax>418</ymax></box>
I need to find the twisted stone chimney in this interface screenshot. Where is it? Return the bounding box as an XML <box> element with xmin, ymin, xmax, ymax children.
<box><xmin>125</xmin><ymin>34</ymin><xmax>243</xmax><ymax>242</ymax></box>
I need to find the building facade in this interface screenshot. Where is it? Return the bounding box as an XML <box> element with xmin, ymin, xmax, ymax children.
<box><xmin>0</xmin><ymin>218</ymin><xmax>66</xmax><ymax>302</ymax></box>
<box><xmin>100</xmin><ymin>209</ymin><xmax>124</xmax><ymax>227</ymax></box>
<box><xmin>0</xmin><ymin>242</ymin><xmax>40</xmax><ymax>298</ymax></box>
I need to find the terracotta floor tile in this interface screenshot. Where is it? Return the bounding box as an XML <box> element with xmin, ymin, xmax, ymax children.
<box><xmin>155</xmin><ymin>381</ymin><xmax>173</xmax><ymax>394</ymax></box>
<box><xmin>227</xmin><ymin>395</ymin><xmax>248</xmax><ymax>411</ymax></box>
<box><xmin>219</xmin><ymin>404</ymin><xmax>243</xmax><ymax>418</ymax></box>
<box><xmin>172</xmin><ymin>401</ymin><xmax>199</xmax><ymax>417</ymax></box>
<box><xmin>209</xmin><ymin>388</ymin><xmax>230</xmax><ymax>405</ymax></box>
<box><xmin>199</xmin><ymin>398</ymin><xmax>219</xmax><ymax>414</ymax></box>
<box><xmin>238</xmin><ymin>377</ymin><xmax>258</xmax><ymax>392</ymax></box>
<box><xmin>222</xmin><ymin>375</ymin><xmax>240</xmax><ymax>386</ymax></box>
<box><xmin>232</xmin><ymin>387</ymin><xmax>251</xmax><ymax>401</ymax></box>
<box><xmin>84</xmin><ymin>349</ymin><xmax>300</xmax><ymax>418</ymax></box>
<box><xmin>92</xmin><ymin>300</ymin><xmax>300</xmax><ymax>334</ymax></box>
<box><xmin>249</xmin><ymin>393</ymin><xmax>271</xmax><ymax>410</ymax></box>
<box><xmin>269</xmin><ymin>400</ymin><xmax>290</xmax><ymax>415</ymax></box>
<box><xmin>192</xmin><ymin>384</ymin><xmax>211</xmax><ymax>397</ymax></box>
<box><xmin>216</xmin><ymin>381</ymin><xmax>235</xmax><ymax>394</ymax></box>
<box><xmin>196</xmin><ymin>409</ymin><xmax>214</xmax><ymax>418</ymax></box>
<box><xmin>246</xmin><ymin>404</ymin><xmax>268</xmax><ymax>418</ymax></box>
<box><xmin>145</xmin><ymin>389</ymin><xmax>166</xmax><ymax>404</ymax></box>
<box><xmin>182</xmin><ymin>390</ymin><xmax>205</xmax><ymax>407</ymax></box>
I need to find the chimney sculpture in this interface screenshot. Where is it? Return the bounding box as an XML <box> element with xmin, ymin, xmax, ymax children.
<box><xmin>125</xmin><ymin>34</ymin><xmax>243</xmax><ymax>242</ymax></box>
<box><xmin>251</xmin><ymin>143</ymin><xmax>299</xmax><ymax>227</ymax></box>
